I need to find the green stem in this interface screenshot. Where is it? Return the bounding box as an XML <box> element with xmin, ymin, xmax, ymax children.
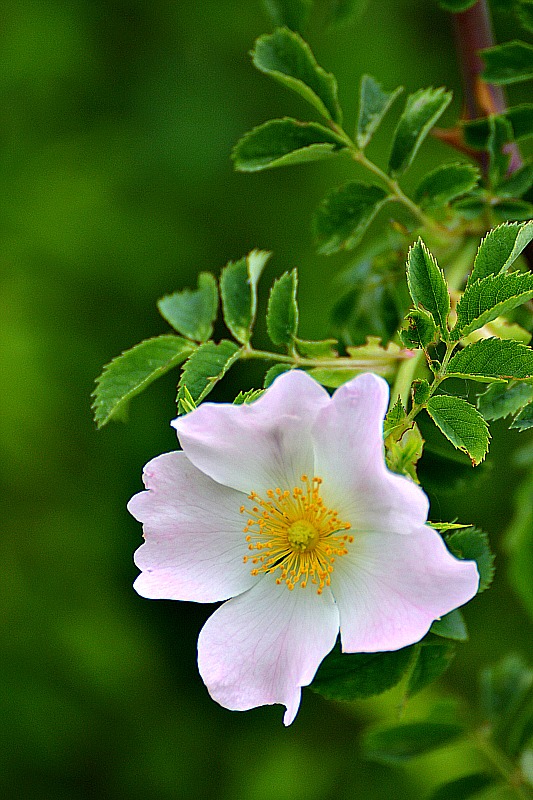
<box><xmin>390</xmin><ymin>350</ymin><xmax>424</xmax><ymax>408</ymax></box>
<box><xmin>470</xmin><ymin>728</ymin><xmax>533</xmax><ymax>800</ymax></box>
<box><xmin>241</xmin><ymin>346</ymin><xmax>413</xmax><ymax>371</ymax></box>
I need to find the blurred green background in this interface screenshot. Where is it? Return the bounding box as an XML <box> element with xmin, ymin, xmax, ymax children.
<box><xmin>1</xmin><ymin>1</ymin><xmax>532</xmax><ymax>798</ymax></box>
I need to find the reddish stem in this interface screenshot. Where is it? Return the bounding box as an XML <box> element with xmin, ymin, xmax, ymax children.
<box><xmin>452</xmin><ymin>0</ymin><xmax>522</xmax><ymax>172</ymax></box>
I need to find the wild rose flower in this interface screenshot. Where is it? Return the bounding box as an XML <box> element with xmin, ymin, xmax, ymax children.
<box><xmin>128</xmin><ymin>371</ymin><xmax>479</xmax><ymax>725</ymax></box>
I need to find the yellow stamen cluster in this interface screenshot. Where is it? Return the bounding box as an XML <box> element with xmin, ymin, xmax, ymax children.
<box><xmin>240</xmin><ymin>475</ymin><xmax>352</xmax><ymax>594</ymax></box>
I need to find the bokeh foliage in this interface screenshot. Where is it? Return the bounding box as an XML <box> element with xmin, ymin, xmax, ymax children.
<box><xmin>1</xmin><ymin>1</ymin><xmax>532</xmax><ymax>798</ymax></box>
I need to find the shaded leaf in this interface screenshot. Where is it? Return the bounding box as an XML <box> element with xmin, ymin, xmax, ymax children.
<box><xmin>488</xmin><ymin>115</ymin><xmax>512</xmax><ymax>188</ymax></box>
<box><xmin>478</xmin><ymin>380</ymin><xmax>533</xmax><ymax>421</ymax></box>
<box><xmin>388</xmin><ymin>87</ymin><xmax>452</xmax><ymax>176</ymax></box>
<box><xmin>506</xmin><ymin>471</ymin><xmax>533</xmax><ymax>620</ymax></box>
<box><xmin>492</xmin><ymin>199</ymin><xmax>533</xmax><ymax>221</ymax></box>
<box><xmin>414</xmin><ymin>162</ymin><xmax>480</xmax><ymax>208</ymax></box>
<box><xmin>260</xmin><ymin>0</ymin><xmax>312</xmax><ymax>32</ymax></box>
<box><xmin>512</xmin><ymin>401</ymin><xmax>533</xmax><ymax>430</ymax></box>
<box><xmin>362</xmin><ymin>721</ymin><xmax>464</xmax><ymax>763</ymax></box>
<box><xmin>463</xmin><ymin>105</ymin><xmax>533</xmax><ymax>147</ymax></box>
<box><xmin>407</xmin><ymin>639</ymin><xmax>457</xmax><ymax>697</ymax></box>
<box><xmin>356</xmin><ymin>75</ymin><xmax>403</xmax><ymax>149</ymax></box>
<box><xmin>93</xmin><ymin>335</ymin><xmax>196</xmax><ymax>428</ymax></box>
<box><xmin>327</xmin><ymin>0</ymin><xmax>368</xmax><ymax>26</ymax></box>
<box><xmin>497</xmin><ymin>163</ymin><xmax>533</xmax><ymax>197</ymax></box>
<box><xmin>469</xmin><ymin>221</ymin><xmax>533</xmax><ymax>285</ymax></box>
<box><xmin>429</xmin><ymin>774</ymin><xmax>495</xmax><ymax>800</ymax></box>
<box><xmin>251</xmin><ymin>27</ymin><xmax>342</xmax><ymax>123</ymax></box>
<box><xmin>157</xmin><ymin>273</ymin><xmax>218</xmax><ymax>342</ymax></box>
<box><xmin>232</xmin><ymin>118</ymin><xmax>347</xmax><ymax>171</ymax></box>
<box><xmin>267</xmin><ymin>269</ymin><xmax>299</xmax><ymax>345</ymax></box>
<box><xmin>436</xmin><ymin>0</ymin><xmax>477</xmax><ymax>9</ymax></box>
<box><xmin>294</xmin><ymin>337</ymin><xmax>338</xmax><ymax>357</ymax></box>
<box><xmin>312</xmin><ymin>644</ymin><xmax>415</xmax><ymax>700</ymax></box>
<box><xmin>454</xmin><ymin>270</ymin><xmax>533</xmax><ymax>338</ymax></box>
<box><xmin>446</xmin><ymin>339</ymin><xmax>533</xmax><ymax>382</ymax></box>
<box><xmin>446</xmin><ymin>527</ymin><xmax>495</xmax><ymax>593</ymax></box>
<box><xmin>313</xmin><ymin>181</ymin><xmax>390</xmax><ymax>255</ymax></box>
<box><xmin>220</xmin><ymin>250</ymin><xmax>271</xmax><ymax>344</ymax></box>
<box><xmin>480</xmin><ymin>654</ymin><xmax>533</xmax><ymax>725</ymax></box>
<box><xmin>176</xmin><ymin>340</ymin><xmax>240</xmax><ymax>409</ymax></box>
<box><xmin>263</xmin><ymin>363</ymin><xmax>292</xmax><ymax>387</ymax></box>
<box><xmin>481</xmin><ymin>40</ymin><xmax>533</xmax><ymax>85</ymax></box>
<box><xmin>426</xmin><ymin>395</ymin><xmax>490</xmax><ymax>465</ymax></box>
<box><xmin>517</xmin><ymin>0</ymin><xmax>533</xmax><ymax>34</ymax></box>
<box><xmin>407</xmin><ymin>240</ymin><xmax>450</xmax><ymax>333</ymax></box>
<box><xmin>430</xmin><ymin>609</ymin><xmax>468</xmax><ymax>641</ymax></box>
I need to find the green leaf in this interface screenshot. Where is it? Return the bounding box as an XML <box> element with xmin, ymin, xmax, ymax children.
<box><xmin>386</xmin><ymin>422</ymin><xmax>424</xmax><ymax>482</ymax></box>
<box><xmin>356</xmin><ymin>75</ymin><xmax>403</xmax><ymax>149</ymax></box>
<box><xmin>481</xmin><ymin>40</ymin><xmax>533</xmax><ymax>85</ymax></box>
<box><xmin>492</xmin><ymin>199</ymin><xmax>533</xmax><ymax>222</ymax></box>
<box><xmin>446</xmin><ymin>339</ymin><xmax>533</xmax><ymax>383</ymax></box>
<box><xmin>454</xmin><ymin>271</ymin><xmax>533</xmax><ymax>338</ymax></box>
<box><xmin>518</xmin><ymin>0</ymin><xmax>533</xmax><ymax>34</ymax></box>
<box><xmin>480</xmin><ymin>654</ymin><xmax>533</xmax><ymax>725</ymax></box>
<box><xmin>406</xmin><ymin>240</ymin><xmax>450</xmax><ymax>333</ymax></box>
<box><xmin>267</xmin><ymin>269</ymin><xmax>299</xmax><ymax>345</ymax></box>
<box><xmin>429</xmin><ymin>774</ymin><xmax>495</xmax><ymax>800</ymax></box>
<box><xmin>469</xmin><ymin>221</ymin><xmax>533</xmax><ymax>284</ymax></box>
<box><xmin>384</xmin><ymin>396</ymin><xmax>407</xmax><ymax>437</ymax></box>
<box><xmin>157</xmin><ymin>273</ymin><xmax>218</xmax><ymax>342</ymax></box>
<box><xmin>463</xmin><ymin>105</ymin><xmax>533</xmax><ymax>147</ymax></box>
<box><xmin>327</xmin><ymin>0</ymin><xmax>368</xmax><ymax>26</ymax></box>
<box><xmin>263</xmin><ymin>363</ymin><xmax>292</xmax><ymax>387</ymax></box>
<box><xmin>430</xmin><ymin>609</ymin><xmax>468</xmax><ymax>641</ymax></box>
<box><xmin>313</xmin><ymin>181</ymin><xmax>390</xmax><ymax>255</ymax></box>
<box><xmin>506</xmin><ymin>471</ymin><xmax>533</xmax><ymax>619</ymax></box>
<box><xmin>426</xmin><ymin>395</ymin><xmax>490</xmax><ymax>465</ymax></box>
<box><xmin>294</xmin><ymin>337</ymin><xmax>338</xmax><ymax>357</ymax></box>
<box><xmin>362</xmin><ymin>721</ymin><xmax>464</xmax><ymax>763</ymax></box>
<box><xmin>251</xmin><ymin>27</ymin><xmax>342</xmax><ymax>123</ymax></box>
<box><xmin>446</xmin><ymin>527</ymin><xmax>495</xmax><ymax>593</ymax></box>
<box><xmin>478</xmin><ymin>380</ymin><xmax>533</xmax><ymax>421</ymax></box>
<box><xmin>407</xmin><ymin>639</ymin><xmax>457</xmax><ymax>697</ymax></box>
<box><xmin>414</xmin><ymin>162</ymin><xmax>480</xmax><ymax>208</ymax></box>
<box><xmin>311</xmin><ymin>644</ymin><xmax>415</xmax><ymax>701</ymax></box>
<box><xmin>399</xmin><ymin>308</ymin><xmax>438</xmax><ymax>349</ymax></box>
<box><xmin>232</xmin><ymin>118</ymin><xmax>347</xmax><ymax>171</ymax></box>
<box><xmin>176</xmin><ymin>340</ymin><xmax>240</xmax><ymax>409</ymax></box>
<box><xmin>388</xmin><ymin>87</ymin><xmax>453</xmax><ymax>177</ymax></box>
<box><xmin>497</xmin><ymin>163</ymin><xmax>533</xmax><ymax>197</ymax></box>
<box><xmin>512</xmin><ymin>400</ymin><xmax>533</xmax><ymax>430</ymax></box>
<box><xmin>260</xmin><ymin>0</ymin><xmax>312</xmax><ymax>32</ymax></box>
<box><xmin>233</xmin><ymin>388</ymin><xmax>265</xmax><ymax>405</ymax></box>
<box><xmin>488</xmin><ymin>115</ymin><xmax>513</xmax><ymax>188</ymax></box>
<box><xmin>220</xmin><ymin>250</ymin><xmax>271</xmax><ymax>344</ymax></box>
<box><xmin>436</xmin><ymin>0</ymin><xmax>477</xmax><ymax>9</ymax></box>
<box><xmin>93</xmin><ymin>335</ymin><xmax>196</xmax><ymax>428</ymax></box>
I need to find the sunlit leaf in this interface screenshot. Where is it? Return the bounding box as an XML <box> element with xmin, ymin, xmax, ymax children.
<box><xmin>407</xmin><ymin>240</ymin><xmax>450</xmax><ymax>334</ymax></box>
<box><xmin>157</xmin><ymin>273</ymin><xmax>218</xmax><ymax>342</ymax></box>
<box><xmin>93</xmin><ymin>335</ymin><xmax>196</xmax><ymax>428</ymax></box>
<box><xmin>469</xmin><ymin>221</ymin><xmax>533</xmax><ymax>284</ymax></box>
<box><xmin>356</xmin><ymin>75</ymin><xmax>403</xmax><ymax>149</ymax></box>
<box><xmin>454</xmin><ymin>271</ymin><xmax>533</xmax><ymax>338</ymax></box>
<box><xmin>426</xmin><ymin>395</ymin><xmax>490</xmax><ymax>465</ymax></box>
<box><xmin>220</xmin><ymin>250</ymin><xmax>271</xmax><ymax>344</ymax></box>
<box><xmin>446</xmin><ymin>339</ymin><xmax>533</xmax><ymax>382</ymax></box>
<box><xmin>176</xmin><ymin>340</ymin><xmax>240</xmax><ymax>410</ymax></box>
<box><xmin>252</xmin><ymin>27</ymin><xmax>342</xmax><ymax>122</ymax></box>
<box><xmin>267</xmin><ymin>269</ymin><xmax>299</xmax><ymax>345</ymax></box>
<box><xmin>388</xmin><ymin>87</ymin><xmax>452</xmax><ymax>176</ymax></box>
<box><xmin>232</xmin><ymin>118</ymin><xmax>347</xmax><ymax>171</ymax></box>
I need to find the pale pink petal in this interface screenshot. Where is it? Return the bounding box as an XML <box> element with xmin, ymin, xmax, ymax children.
<box><xmin>172</xmin><ymin>370</ymin><xmax>330</xmax><ymax>495</ymax></box>
<box><xmin>128</xmin><ymin>452</ymin><xmax>256</xmax><ymax>602</ymax></box>
<box><xmin>312</xmin><ymin>372</ymin><xmax>429</xmax><ymax>533</ymax></box>
<box><xmin>197</xmin><ymin>575</ymin><xmax>339</xmax><ymax>725</ymax></box>
<box><xmin>330</xmin><ymin>526</ymin><xmax>479</xmax><ymax>652</ymax></box>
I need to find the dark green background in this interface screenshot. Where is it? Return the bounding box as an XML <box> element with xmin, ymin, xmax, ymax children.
<box><xmin>1</xmin><ymin>1</ymin><xmax>532</xmax><ymax>798</ymax></box>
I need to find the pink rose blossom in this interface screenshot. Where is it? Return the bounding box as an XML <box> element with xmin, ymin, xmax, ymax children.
<box><xmin>128</xmin><ymin>371</ymin><xmax>479</xmax><ymax>724</ymax></box>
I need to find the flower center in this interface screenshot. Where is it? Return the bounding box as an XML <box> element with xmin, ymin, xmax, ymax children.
<box><xmin>240</xmin><ymin>475</ymin><xmax>352</xmax><ymax>594</ymax></box>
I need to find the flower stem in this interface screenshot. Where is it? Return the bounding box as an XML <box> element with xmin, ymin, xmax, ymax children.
<box><xmin>240</xmin><ymin>346</ymin><xmax>413</xmax><ymax>371</ymax></box>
